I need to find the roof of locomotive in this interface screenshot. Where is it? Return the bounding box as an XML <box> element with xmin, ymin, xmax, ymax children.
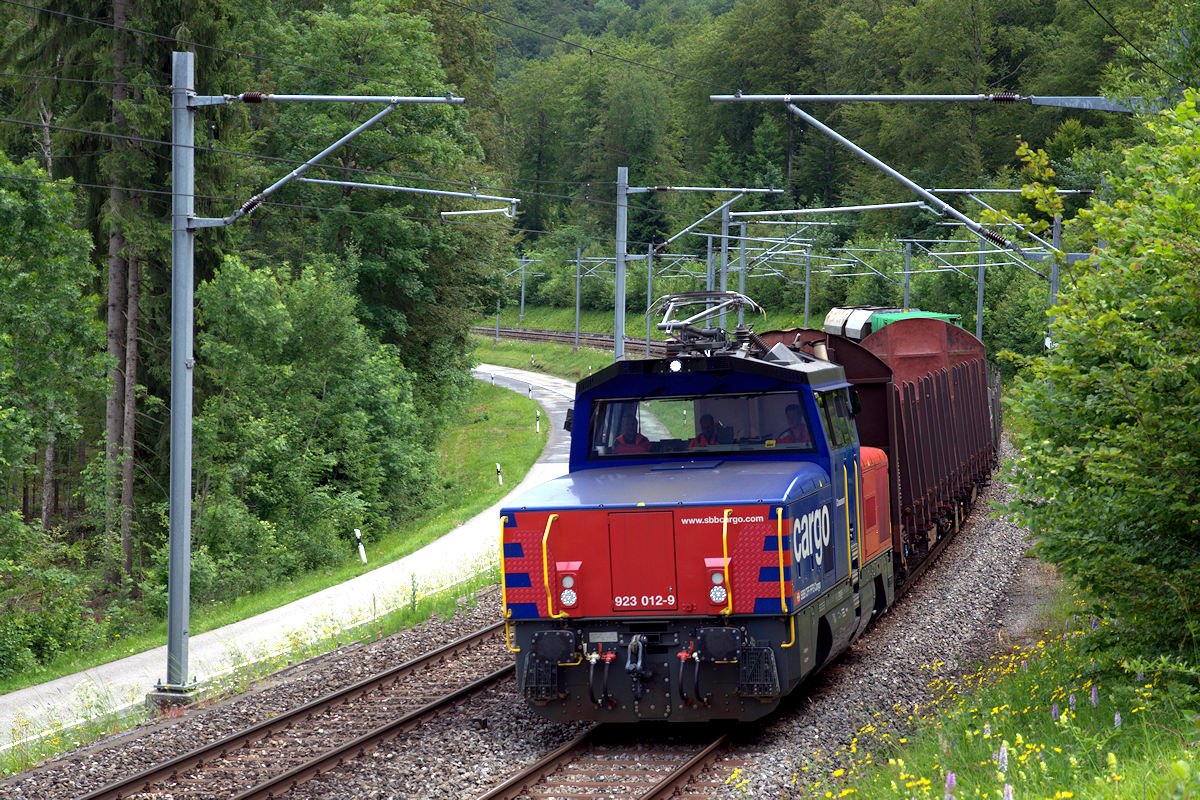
<box><xmin>575</xmin><ymin>350</ymin><xmax>849</xmax><ymax>398</ymax></box>
<box><xmin>500</xmin><ymin>458</ymin><xmax>829</xmax><ymax>512</ymax></box>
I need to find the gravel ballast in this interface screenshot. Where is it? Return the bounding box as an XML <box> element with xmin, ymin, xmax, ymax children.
<box><xmin>2</xmin><ymin>441</ymin><xmax>1047</xmax><ymax>800</ymax></box>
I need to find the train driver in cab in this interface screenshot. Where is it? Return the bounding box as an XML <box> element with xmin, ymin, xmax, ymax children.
<box><xmin>613</xmin><ymin>414</ymin><xmax>651</xmax><ymax>454</ymax></box>
<box><xmin>778</xmin><ymin>403</ymin><xmax>813</xmax><ymax>447</ymax></box>
<box><xmin>689</xmin><ymin>414</ymin><xmax>718</xmax><ymax>449</ymax></box>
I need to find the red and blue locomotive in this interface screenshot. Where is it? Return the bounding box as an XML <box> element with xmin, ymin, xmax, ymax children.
<box><xmin>500</xmin><ymin>294</ymin><xmax>998</xmax><ymax>722</ymax></box>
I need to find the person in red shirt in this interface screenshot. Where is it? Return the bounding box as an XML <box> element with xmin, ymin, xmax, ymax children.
<box><xmin>689</xmin><ymin>414</ymin><xmax>718</xmax><ymax>449</ymax></box>
<box><xmin>614</xmin><ymin>414</ymin><xmax>651</xmax><ymax>453</ymax></box>
<box><xmin>778</xmin><ymin>403</ymin><xmax>812</xmax><ymax>447</ymax></box>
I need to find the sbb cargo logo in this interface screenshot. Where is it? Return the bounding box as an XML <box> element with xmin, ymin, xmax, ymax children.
<box><xmin>792</xmin><ymin>506</ymin><xmax>832</xmax><ymax>566</ymax></box>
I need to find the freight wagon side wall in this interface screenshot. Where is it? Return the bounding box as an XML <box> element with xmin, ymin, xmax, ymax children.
<box><xmin>861</xmin><ymin>319</ymin><xmax>993</xmax><ymax>554</ymax></box>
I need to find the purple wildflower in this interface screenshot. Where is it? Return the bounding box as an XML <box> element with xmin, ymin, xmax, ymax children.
<box><xmin>1115</xmin><ymin>710</ymin><xmax>1122</xmax><ymax>729</ymax></box>
<box><xmin>1137</xmin><ymin>670</ymin><xmax>1145</xmax><ymax>681</ymax></box>
<box><xmin>1091</xmin><ymin>617</ymin><xmax>1098</xmax><ymax>631</ymax></box>
<box><xmin>1004</xmin><ymin>783</ymin><xmax>1014</xmax><ymax>800</ymax></box>
<box><xmin>944</xmin><ymin>770</ymin><xmax>957</xmax><ymax>800</ymax></box>
<box><xmin>984</xmin><ymin>723</ymin><xmax>991</xmax><ymax>737</ymax></box>
<box><xmin>1052</xmin><ymin>702</ymin><xmax>1059</xmax><ymax>721</ymax></box>
<box><xmin>999</xmin><ymin>743</ymin><xmax>1009</xmax><ymax>773</ymax></box>
<box><xmin>1069</xmin><ymin>693</ymin><xmax>1077</xmax><ymax>712</ymax></box>
<box><xmin>1091</xmin><ymin>686</ymin><xmax>1099</xmax><ymax>707</ymax></box>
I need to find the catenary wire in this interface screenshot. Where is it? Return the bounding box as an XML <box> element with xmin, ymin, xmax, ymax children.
<box><xmin>0</xmin><ymin>0</ymin><xmax>436</xmax><ymax>94</ymax></box>
<box><xmin>0</xmin><ymin>69</ymin><xmax>168</xmax><ymax>90</ymax></box>
<box><xmin>0</xmin><ymin>170</ymin><xmax>647</xmax><ymax>249</ymax></box>
<box><xmin>3</xmin><ymin>0</ymin><xmax>736</xmax><ymax>190</ymax></box>
<box><xmin>1077</xmin><ymin>0</ymin><xmax>1179</xmax><ymax>81</ymax></box>
<box><xmin>0</xmin><ymin>113</ymin><xmax>688</xmax><ymax>215</ymax></box>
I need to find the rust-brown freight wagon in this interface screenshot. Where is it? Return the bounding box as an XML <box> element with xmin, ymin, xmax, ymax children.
<box><xmin>760</xmin><ymin>308</ymin><xmax>1002</xmax><ymax>581</ymax></box>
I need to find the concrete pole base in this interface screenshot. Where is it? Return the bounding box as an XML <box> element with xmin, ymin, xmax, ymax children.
<box><xmin>145</xmin><ymin>686</ymin><xmax>199</xmax><ymax>715</ymax></box>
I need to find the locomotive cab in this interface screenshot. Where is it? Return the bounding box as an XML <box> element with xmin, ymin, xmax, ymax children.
<box><xmin>499</xmin><ymin>294</ymin><xmax>896</xmax><ymax>723</ymax></box>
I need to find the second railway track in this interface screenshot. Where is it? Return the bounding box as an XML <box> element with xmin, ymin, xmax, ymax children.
<box><xmin>77</xmin><ymin>622</ymin><xmax>511</xmax><ymax>800</ymax></box>
<box><xmin>472</xmin><ymin>326</ymin><xmax>670</xmax><ymax>357</ymax></box>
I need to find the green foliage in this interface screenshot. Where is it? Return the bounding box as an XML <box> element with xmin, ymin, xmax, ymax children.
<box><xmin>148</xmin><ymin>255</ymin><xmax>433</xmax><ymax>608</ymax></box>
<box><xmin>0</xmin><ymin>518</ymin><xmax>99</xmax><ymax>680</ymax></box>
<box><xmin>1003</xmin><ymin>93</ymin><xmax>1200</xmax><ymax>657</ymax></box>
<box><xmin>0</xmin><ymin>152</ymin><xmax>104</xmax><ymax>471</ymax></box>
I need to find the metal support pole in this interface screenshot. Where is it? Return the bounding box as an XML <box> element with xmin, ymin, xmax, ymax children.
<box><xmin>976</xmin><ymin>235</ymin><xmax>986</xmax><ymax>341</ymax></box>
<box><xmin>646</xmin><ymin>244</ymin><xmax>654</xmax><ymax>355</ymax></box>
<box><xmin>804</xmin><ymin>250</ymin><xmax>811</xmax><ymax>328</ymax></box>
<box><xmin>1048</xmin><ymin>214</ymin><xmax>1062</xmax><ymax>347</ymax></box>
<box><xmin>574</xmin><ymin>247</ymin><xmax>581</xmax><ymax>352</ymax></box>
<box><xmin>705</xmin><ymin>236</ymin><xmax>714</xmax><ymax>291</ymax></box>
<box><xmin>719</xmin><ymin>205</ymin><xmax>730</xmax><ymax>329</ymax></box>
<box><xmin>615</xmin><ymin>166</ymin><xmax>628</xmax><ymax>360</ymax></box>
<box><xmin>166</xmin><ymin>51</ymin><xmax>196</xmax><ymax>692</ymax></box>
<box><xmin>904</xmin><ymin>241</ymin><xmax>912</xmax><ymax>308</ymax></box>
<box><xmin>738</xmin><ymin>223</ymin><xmax>747</xmax><ymax>325</ymax></box>
<box><xmin>519</xmin><ymin>256</ymin><xmax>526</xmax><ymax>323</ymax></box>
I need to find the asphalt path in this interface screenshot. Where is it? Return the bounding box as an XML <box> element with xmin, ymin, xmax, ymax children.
<box><xmin>0</xmin><ymin>364</ymin><xmax>575</xmax><ymax>753</ymax></box>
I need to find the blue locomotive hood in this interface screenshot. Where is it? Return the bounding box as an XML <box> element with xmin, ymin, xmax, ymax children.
<box><xmin>501</xmin><ymin>460</ymin><xmax>829</xmax><ymax>513</ymax></box>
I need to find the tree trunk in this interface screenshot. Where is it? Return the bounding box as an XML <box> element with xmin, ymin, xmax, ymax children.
<box><xmin>39</xmin><ymin>95</ymin><xmax>56</xmax><ymax>534</ymax></box>
<box><xmin>41</xmin><ymin>430</ymin><xmax>55</xmax><ymax>531</ymax></box>
<box><xmin>120</xmin><ymin>251</ymin><xmax>139</xmax><ymax>580</ymax></box>
<box><xmin>105</xmin><ymin>0</ymin><xmax>130</xmax><ymax>550</ymax></box>
<box><xmin>37</xmin><ymin>96</ymin><xmax>53</xmax><ymax>178</ymax></box>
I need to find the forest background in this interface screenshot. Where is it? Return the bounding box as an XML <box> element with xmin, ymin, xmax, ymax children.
<box><xmin>0</xmin><ymin>0</ymin><xmax>1194</xmax><ymax>680</ymax></box>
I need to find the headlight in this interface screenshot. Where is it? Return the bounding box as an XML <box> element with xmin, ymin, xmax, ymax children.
<box><xmin>710</xmin><ymin>572</ymin><xmax>724</xmax><ymax>585</ymax></box>
<box><xmin>560</xmin><ymin>588</ymin><xmax>578</xmax><ymax>607</ymax></box>
<box><xmin>669</xmin><ymin>359</ymin><xmax>683</xmax><ymax>372</ymax></box>
<box><xmin>709</xmin><ymin>585</ymin><xmax>728</xmax><ymax>604</ymax></box>
<box><xmin>561</xmin><ymin>575</ymin><xmax>575</xmax><ymax>589</ymax></box>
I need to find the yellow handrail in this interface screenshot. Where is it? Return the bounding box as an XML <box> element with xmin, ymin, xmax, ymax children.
<box><xmin>541</xmin><ymin>513</ymin><xmax>569</xmax><ymax>619</ymax></box>
<box><xmin>499</xmin><ymin>515</ymin><xmax>519</xmax><ymax>653</ymax></box>
<box><xmin>777</xmin><ymin>507</ymin><xmax>796</xmax><ymax>649</ymax></box>
<box><xmin>720</xmin><ymin>508</ymin><xmax>734</xmax><ymax>616</ymax></box>
<box><xmin>776</xmin><ymin>508</ymin><xmax>788</xmax><ymax>613</ymax></box>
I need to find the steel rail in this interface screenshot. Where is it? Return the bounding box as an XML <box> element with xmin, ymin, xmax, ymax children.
<box><xmin>639</xmin><ymin>732</ymin><xmax>730</xmax><ymax>800</ymax></box>
<box><xmin>234</xmin><ymin>665</ymin><xmax>514</xmax><ymax>800</ymax></box>
<box><xmin>76</xmin><ymin>621</ymin><xmax>506</xmax><ymax>800</ymax></box>
<box><xmin>475</xmin><ymin>726</ymin><xmax>729</xmax><ymax>800</ymax></box>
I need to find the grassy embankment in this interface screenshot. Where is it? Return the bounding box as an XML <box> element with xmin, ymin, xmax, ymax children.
<box><xmin>0</xmin><ymin>381</ymin><xmax>544</xmax><ymax>699</ymax></box>
<box><xmin>772</xmin><ymin>584</ymin><xmax>1200</xmax><ymax>799</ymax></box>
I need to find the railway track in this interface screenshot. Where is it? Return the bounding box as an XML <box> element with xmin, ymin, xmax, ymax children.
<box><xmin>77</xmin><ymin>622</ymin><xmax>511</xmax><ymax>800</ymax></box>
<box><xmin>477</xmin><ymin>725</ymin><xmax>738</xmax><ymax>800</ymax></box>
<box><xmin>471</xmin><ymin>326</ymin><xmax>670</xmax><ymax>358</ymax></box>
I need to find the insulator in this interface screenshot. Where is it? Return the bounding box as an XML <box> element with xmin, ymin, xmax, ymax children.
<box><xmin>240</xmin><ymin>92</ymin><xmax>265</xmax><ymax>103</ymax></box>
<box><xmin>989</xmin><ymin>92</ymin><xmax>1019</xmax><ymax>102</ymax></box>
<box><xmin>981</xmin><ymin>228</ymin><xmax>1010</xmax><ymax>248</ymax></box>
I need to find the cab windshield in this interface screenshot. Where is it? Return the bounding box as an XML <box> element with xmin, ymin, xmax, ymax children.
<box><xmin>588</xmin><ymin>391</ymin><xmax>818</xmax><ymax>459</ymax></box>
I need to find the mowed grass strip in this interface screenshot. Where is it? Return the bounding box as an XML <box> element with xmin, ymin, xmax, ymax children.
<box><xmin>473</xmin><ymin>334</ymin><xmax>615</xmax><ymax>382</ymax></box>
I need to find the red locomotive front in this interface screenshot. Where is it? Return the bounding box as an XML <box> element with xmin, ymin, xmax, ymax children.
<box><xmin>500</xmin><ymin>296</ymin><xmax>897</xmax><ymax>721</ymax></box>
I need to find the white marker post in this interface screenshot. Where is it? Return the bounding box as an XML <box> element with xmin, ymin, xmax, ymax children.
<box><xmin>354</xmin><ymin>528</ymin><xmax>367</xmax><ymax>565</ymax></box>
<box><xmin>496</xmin><ymin>462</ymin><xmax>503</xmax><ymax>485</ymax></box>
<box><xmin>536</xmin><ymin>409</ymin><xmax>541</xmax><ymax>433</ymax></box>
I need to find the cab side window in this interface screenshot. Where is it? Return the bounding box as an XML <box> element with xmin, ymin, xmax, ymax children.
<box><xmin>816</xmin><ymin>391</ymin><xmax>856</xmax><ymax>449</ymax></box>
